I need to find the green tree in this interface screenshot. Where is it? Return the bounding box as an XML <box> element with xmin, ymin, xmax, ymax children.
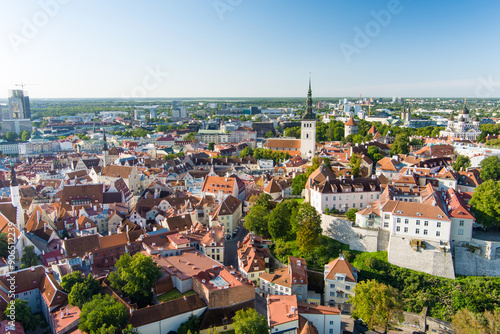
<box><xmin>479</xmin><ymin>156</ymin><xmax>500</xmax><ymax>181</ymax></box>
<box><xmin>244</xmin><ymin>205</ymin><xmax>270</xmax><ymax>237</ymax></box>
<box><xmin>239</xmin><ymin>146</ymin><xmax>254</xmax><ymax>158</ymax></box>
<box><xmin>291</xmin><ymin>173</ymin><xmax>308</xmax><ymax>195</ymax></box>
<box><xmin>21</xmin><ymin>245</ymin><xmax>39</xmax><ymax>268</ymax></box>
<box><xmin>108</xmin><ymin>253</ymin><xmax>162</xmax><ymax>307</ymax></box>
<box><xmin>349</xmin><ymin>154</ymin><xmax>362</xmax><ymax>178</ymax></box>
<box><xmin>452</xmin><ymin>155</ymin><xmax>471</xmax><ymax>171</ymax></box>
<box><xmin>208</xmin><ymin>142</ymin><xmax>215</xmax><ymax>151</ymax></box>
<box><xmin>265</xmin><ymin>131</ymin><xmax>274</xmax><ymax>138</ymax></box>
<box><xmin>21</xmin><ymin>130</ymin><xmax>31</xmax><ymax>141</ymax></box>
<box><xmin>61</xmin><ymin>271</ymin><xmax>85</xmax><ymax>292</ymax></box>
<box><xmin>122</xmin><ymin>325</ymin><xmax>141</xmax><ymax>334</ymax></box>
<box><xmin>367</xmin><ymin>146</ymin><xmax>384</xmax><ymax>164</ymax></box>
<box><xmin>297</xmin><ymin>217</ymin><xmax>321</xmax><ymax>253</ymax></box>
<box><xmin>4</xmin><ymin>299</ymin><xmax>41</xmax><ymax>331</ymax></box>
<box><xmin>0</xmin><ymin>233</ymin><xmax>8</xmax><ymax>258</ymax></box>
<box><xmin>79</xmin><ymin>294</ymin><xmax>129</xmax><ymax>334</ymax></box>
<box><xmin>232</xmin><ymin>308</ymin><xmax>269</xmax><ymax>334</ymax></box>
<box><xmin>184</xmin><ymin>132</ymin><xmax>196</xmax><ymax>141</ymax></box>
<box><xmin>390</xmin><ymin>133</ymin><xmax>410</xmax><ymax>155</ymax></box>
<box><xmin>452</xmin><ymin>308</ymin><xmax>500</xmax><ymax>334</ymax></box>
<box><xmin>291</xmin><ymin>202</ymin><xmax>321</xmax><ymax>234</ymax></box>
<box><xmin>156</xmin><ymin>125</ymin><xmax>168</xmax><ymax>132</ymax></box>
<box><xmin>268</xmin><ymin>201</ymin><xmax>295</xmax><ymax>241</ymax></box>
<box><xmin>5</xmin><ymin>132</ymin><xmax>18</xmax><ymax>142</ymax></box>
<box><xmin>469</xmin><ymin>180</ymin><xmax>500</xmax><ymax>228</ymax></box>
<box><xmin>284</xmin><ymin>126</ymin><xmax>300</xmax><ymax>138</ymax></box>
<box><xmin>346</xmin><ymin>208</ymin><xmax>358</xmax><ymax>221</ymax></box>
<box><xmin>68</xmin><ymin>275</ymin><xmax>101</xmax><ymax>307</ymax></box>
<box><xmin>350</xmin><ymin>279</ymin><xmax>403</xmax><ymax>333</ymax></box>
<box><xmin>255</xmin><ymin>193</ymin><xmax>275</xmax><ymax>211</ymax></box>
<box><xmin>177</xmin><ymin>315</ymin><xmax>200</xmax><ymax>334</ymax></box>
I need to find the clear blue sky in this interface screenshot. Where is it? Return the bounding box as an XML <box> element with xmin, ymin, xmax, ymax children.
<box><xmin>1</xmin><ymin>0</ymin><xmax>499</xmax><ymax>99</ymax></box>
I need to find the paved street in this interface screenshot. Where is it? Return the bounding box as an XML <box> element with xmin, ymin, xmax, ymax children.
<box><xmin>223</xmin><ymin>221</ymin><xmax>248</xmax><ymax>269</ymax></box>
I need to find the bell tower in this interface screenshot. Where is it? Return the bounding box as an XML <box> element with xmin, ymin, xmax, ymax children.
<box><xmin>300</xmin><ymin>76</ymin><xmax>316</xmax><ymax>160</ymax></box>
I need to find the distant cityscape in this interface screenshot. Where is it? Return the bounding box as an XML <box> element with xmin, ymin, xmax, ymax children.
<box><xmin>0</xmin><ymin>79</ymin><xmax>498</xmax><ymax>334</ymax></box>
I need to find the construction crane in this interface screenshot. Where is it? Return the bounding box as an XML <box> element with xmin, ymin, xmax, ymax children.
<box><xmin>15</xmin><ymin>83</ymin><xmax>37</xmax><ymax>92</ymax></box>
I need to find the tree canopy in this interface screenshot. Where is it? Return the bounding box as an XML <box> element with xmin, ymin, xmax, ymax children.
<box><xmin>21</xmin><ymin>245</ymin><xmax>38</xmax><ymax>268</ymax></box>
<box><xmin>0</xmin><ymin>233</ymin><xmax>8</xmax><ymax>258</ymax></box>
<box><xmin>469</xmin><ymin>180</ymin><xmax>500</xmax><ymax>228</ymax></box>
<box><xmin>452</xmin><ymin>155</ymin><xmax>471</xmax><ymax>172</ymax></box>
<box><xmin>350</xmin><ymin>279</ymin><xmax>403</xmax><ymax>333</ymax></box>
<box><xmin>4</xmin><ymin>299</ymin><xmax>41</xmax><ymax>331</ymax></box>
<box><xmin>480</xmin><ymin>156</ymin><xmax>500</xmax><ymax>181</ymax></box>
<box><xmin>79</xmin><ymin>294</ymin><xmax>129</xmax><ymax>334</ymax></box>
<box><xmin>108</xmin><ymin>253</ymin><xmax>162</xmax><ymax>307</ymax></box>
<box><xmin>232</xmin><ymin>308</ymin><xmax>269</xmax><ymax>334</ymax></box>
<box><xmin>390</xmin><ymin>133</ymin><xmax>410</xmax><ymax>155</ymax></box>
<box><xmin>452</xmin><ymin>308</ymin><xmax>500</xmax><ymax>334</ymax></box>
<box><xmin>244</xmin><ymin>205</ymin><xmax>270</xmax><ymax>237</ymax></box>
<box><xmin>177</xmin><ymin>315</ymin><xmax>200</xmax><ymax>334</ymax></box>
<box><xmin>268</xmin><ymin>200</ymin><xmax>297</xmax><ymax>241</ymax></box>
<box><xmin>68</xmin><ymin>275</ymin><xmax>102</xmax><ymax>307</ymax></box>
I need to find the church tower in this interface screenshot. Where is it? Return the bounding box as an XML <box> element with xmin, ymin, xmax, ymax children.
<box><xmin>300</xmin><ymin>77</ymin><xmax>316</xmax><ymax>160</ymax></box>
<box><xmin>102</xmin><ymin>129</ymin><xmax>109</xmax><ymax>167</ymax></box>
<box><xmin>10</xmin><ymin>163</ymin><xmax>20</xmax><ymax>208</ymax></box>
<box><xmin>10</xmin><ymin>163</ymin><xmax>24</xmax><ymax>230</ymax></box>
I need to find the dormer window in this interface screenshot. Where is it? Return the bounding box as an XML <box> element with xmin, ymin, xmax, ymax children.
<box><xmin>417</xmin><ymin>212</ymin><xmax>422</xmax><ymax>216</ymax></box>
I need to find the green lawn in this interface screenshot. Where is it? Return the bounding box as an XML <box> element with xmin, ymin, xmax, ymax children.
<box><xmin>157</xmin><ymin>289</ymin><xmax>196</xmax><ymax>303</ymax></box>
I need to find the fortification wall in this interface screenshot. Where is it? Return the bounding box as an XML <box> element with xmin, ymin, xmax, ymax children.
<box><xmin>387</xmin><ymin>236</ymin><xmax>455</xmax><ymax>279</ymax></box>
<box><xmin>454</xmin><ymin>238</ymin><xmax>500</xmax><ymax>276</ymax></box>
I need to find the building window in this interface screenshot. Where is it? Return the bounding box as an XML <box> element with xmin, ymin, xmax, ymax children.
<box><xmin>436</xmin><ymin>231</ymin><xmax>441</xmax><ymax>237</ymax></box>
<box><xmin>424</xmin><ymin>221</ymin><xmax>429</xmax><ymax>226</ymax></box>
<box><xmin>437</xmin><ymin>222</ymin><xmax>441</xmax><ymax>228</ymax></box>
<box><xmin>405</xmin><ymin>219</ymin><xmax>409</xmax><ymax>224</ymax></box>
<box><xmin>396</xmin><ymin>226</ymin><xmax>400</xmax><ymax>232</ymax></box>
<box><xmin>404</xmin><ymin>227</ymin><xmax>408</xmax><ymax>233</ymax></box>
<box><xmin>416</xmin><ymin>220</ymin><xmax>420</xmax><ymax>225</ymax></box>
<box><xmin>353</xmin><ymin>203</ymin><xmax>356</xmax><ymax>208</ymax></box>
<box><xmin>360</xmin><ymin>195</ymin><xmax>364</xmax><ymax>199</ymax></box>
<box><xmin>397</xmin><ymin>218</ymin><xmax>401</xmax><ymax>223</ymax></box>
<box><xmin>415</xmin><ymin>228</ymin><xmax>420</xmax><ymax>234</ymax></box>
<box><xmin>325</xmin><ymin>196</ymin><xmax>328</xmax><ymax>201</ymax></box>
<box><xmin>346</xmin><ymin>286</ymin><xmax>350</xmax><ymax>290</ymax></box>
<box><xmin>330</xmin><ymin>321</ymin><xmax>334</xmax><ymax>325</ymax></box>
<box><xmin>330</xmin><ymin>283</ymin><xmax>335</xmax><ymax>288</ymax></box>
<box><xmin>459</xmin><ymin>220</ymin><xmax>464</xmax><ymax>226</ymax></box>
<box><xmin>458</xmin><ymin>229</ymin><xmax>464</xmax><ymax>235</ymax></box>
<box><xmin>423</xmin><ymin>229</ymin><xmax>428</xmax><ymax>235</ymax></box>
<box><xmin>330</xmin><ymin>291</ymin><xmax>335</xmax><ymax>296</ymax></box>
<box><xmin>383</xmin><ymin>221</ymin><xmax>389</xmax><ymax>228</ymax></box>
<box><xmin>333</xmin><ymin>196</ymin><xmax>336</xmax><ymax>201</ymax></box>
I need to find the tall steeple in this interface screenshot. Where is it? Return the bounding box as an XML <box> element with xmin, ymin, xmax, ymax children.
<box><xmin>10</xmin><ymin>162</ymin><xmax>18</xmax><ymax>187</ymax></box>
<box><xmin>303</xmin><ymin>75</ymin><xmax>315</xmax><ymax>120</ymax></box>
<box><xmin>102</xmin><ymin>129</ymin><xmax>109</xmax><ymax>167</ymax></box>
<box><xmin>102</xmin><ymin>129</ymin><xmax>109</xmax><ymax>151</ymax></box>
<box><xmin>301</xmin><ymin>76</ymin><xmax>317</xmax><ymax>159</ymax></box>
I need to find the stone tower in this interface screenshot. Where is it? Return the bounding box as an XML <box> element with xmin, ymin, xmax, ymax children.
<box><xmin>301</xmin><ymin>77</ymin><xmax>316</xmax><ymax>160</ymax></box>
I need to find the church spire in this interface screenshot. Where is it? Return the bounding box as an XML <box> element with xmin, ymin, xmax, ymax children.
<box><xmin>303</xmin><ymin>75</ymin><xmax>315</xmax><ymax>120</ymax></box>
<box><xmin>10</xmin><ymin>162</ymin><xmax>18</xmax><ymax>187</ymax></box>
<box><xmin>102</xmin><ymin>129</ymin><xmax>109</xmax><ymax>151</ymax></box>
